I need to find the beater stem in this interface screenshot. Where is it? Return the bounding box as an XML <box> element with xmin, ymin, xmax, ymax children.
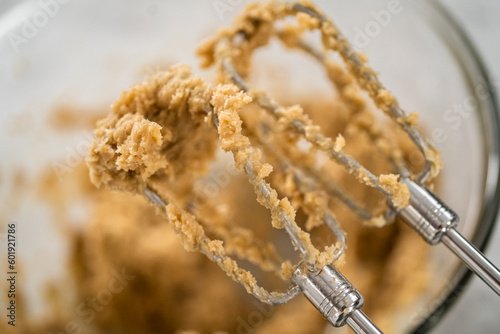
<box><xmin>442</xmin><ymin>227</ymin><xmax>500</xmax><ymax>296</ymax></box>
<box><xmin>346</xmin><ymin>310</ymin><xmax>383</xmax><ymax>334</ymax></box>
<box><xmin>291</xmin><ymin>264</ymin><xmax>383</xmax><ymax>333</ymax></box>
<box><xmin>398</xmin><ymin>179</ymin><xmax>500</xmax><ymax>296</ymax></box>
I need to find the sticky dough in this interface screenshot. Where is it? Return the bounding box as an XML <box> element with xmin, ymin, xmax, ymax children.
<box><xmin>86</xmin><ymin>0</ymin><xmax>437</xmax><ymax>310</ymax></box>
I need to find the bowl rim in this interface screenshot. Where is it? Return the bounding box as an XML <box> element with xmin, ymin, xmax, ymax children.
<box><xmin>409</xmin><ymin>1</ymin><xmax>500</xmax><ymax>333</ymax></box>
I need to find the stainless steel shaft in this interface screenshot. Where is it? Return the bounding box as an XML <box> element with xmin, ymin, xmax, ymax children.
<box><xmin>442</xmin><ymin>227</ymin><xmax>500</xmax><ymax>296</ymax></box>
<box><xmin>398</xmin><ymin>179</ymin><xmax>500</xmax><ymax>296</ymax></box>
<box><xmin>291</xmin><ymin>265</ymin><xmax>383</xmax><ymax>334</ymax></box>
<box><xmin>346</xmin><ymin>310</ymin><xmax>384</xmax><ymax>334</ymax></box>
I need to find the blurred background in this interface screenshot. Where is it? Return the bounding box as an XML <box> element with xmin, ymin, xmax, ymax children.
<box><xmin>433</xmin><ymin>2</ymin><xmax>500</xmax><ymax>332</ymax></box>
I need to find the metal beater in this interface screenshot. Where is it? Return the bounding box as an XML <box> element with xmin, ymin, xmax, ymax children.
<box><xmin>88</xmin><ymin>1</ymin><xmax>500</xmax><ymax>333</ymax></box>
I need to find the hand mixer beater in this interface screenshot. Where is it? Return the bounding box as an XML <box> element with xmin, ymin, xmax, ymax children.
<box><xmin>87</xmin><ymin>1</ymin><xmax>500</xmax><ymax>333</ymax></box>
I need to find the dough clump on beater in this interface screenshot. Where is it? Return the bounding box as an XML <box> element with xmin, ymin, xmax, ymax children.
<box><xmin>86</xmin><ymin>1</ymin><xmax>439</xmax><ymax>328</ymax></box>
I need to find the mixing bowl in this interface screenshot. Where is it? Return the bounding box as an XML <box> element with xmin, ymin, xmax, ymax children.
<box><xmin>0</xmin><ymin>0</ymin><xmax>498</xmax><ymax>333</ymax></box>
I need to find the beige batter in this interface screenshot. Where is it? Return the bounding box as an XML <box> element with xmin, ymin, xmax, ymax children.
<box><xmin>4</xmin><ymin>96</ymin><xmax>431</xmax><ymax>334</ymax></box>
